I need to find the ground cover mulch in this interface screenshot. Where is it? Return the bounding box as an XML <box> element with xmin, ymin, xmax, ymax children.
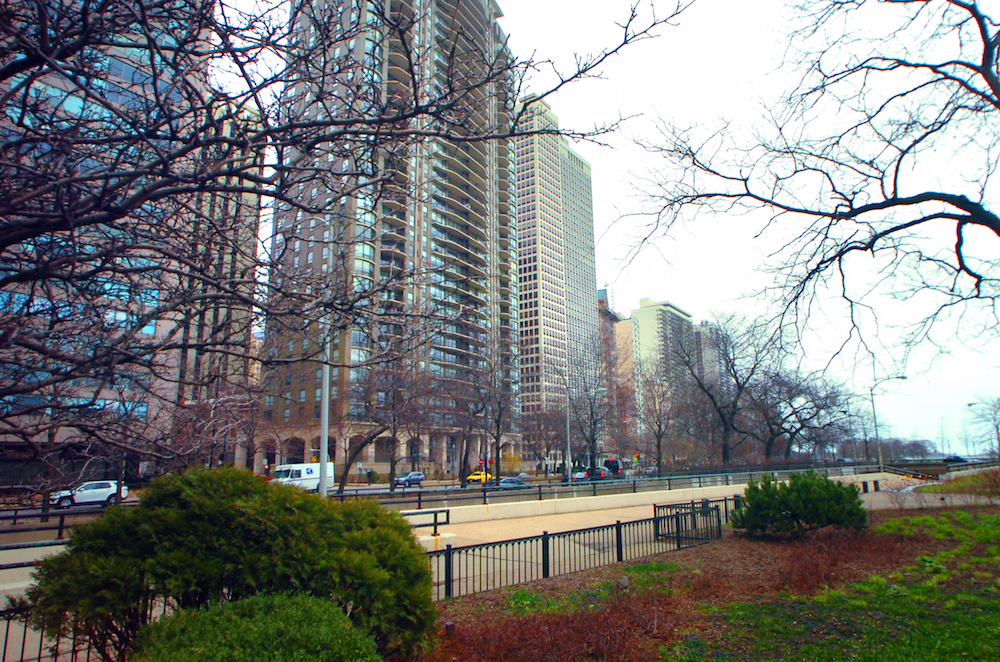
<box><xmin>419</xmin><ymin>506</ymin><xmax>995</xmax><ymax>662</ymax></box>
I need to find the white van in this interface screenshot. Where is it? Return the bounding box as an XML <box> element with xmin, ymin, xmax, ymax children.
<box><xmin>271</xmin><ymin>462</ymin><xmax>335</xmax><ymax>493</ymax></box>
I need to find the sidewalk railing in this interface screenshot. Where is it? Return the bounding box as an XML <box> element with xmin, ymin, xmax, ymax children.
<box><xmin>0</xmin><ymin>496</ymin><xmax>736</xmax><ymax>661</ymax></box>
<box><xmin>426</xmin><ymin>498</ymin><xmax>733</xmax><ymax>601</ymax></box>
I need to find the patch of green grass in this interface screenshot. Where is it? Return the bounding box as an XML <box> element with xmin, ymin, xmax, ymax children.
<box><xmin>625</xmin><ymin>560</ymin><xmax>679</xmax><ymax>575</ymax></box>
<box><xmin>920</xmin><ymin>475</ymin><xmax>983</xmax><ymax>494</ymax></box>
<box><xmin>621</xmin><ymin>560</ymin><xmax>680</xmax><ymax>592</ymax></box>
<box><xmin>507</xmin><ymin>589</ymin><xmax>562</xmax><ymax>615</ymax></box>
<box><xmin>505</xmin><ymin>582</ymin><xmax>619</xmax><ymax>615</ymax></box>
<box><xmin>661</xmin><ymin>511</ymin><xmax>1000</xmax><ymax>661</ymax></box>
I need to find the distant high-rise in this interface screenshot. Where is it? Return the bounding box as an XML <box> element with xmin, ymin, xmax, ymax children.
<box><xmin>515</xmin><ymin>96</ymin><xmax>598</xmax><ymax>416</ymax></box>
<box><xmin>263</xmin><ymin>0</ymin><xmax>517</xmax><ymax>476</ymax></box>
<box><xmin>631</xmin><ymin>298</ymin><xmax>695</xmax><ymax>378</ymax></box>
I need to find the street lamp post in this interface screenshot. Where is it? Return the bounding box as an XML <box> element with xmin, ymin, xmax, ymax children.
<box><xmin>564</xmin><ymin>386</ymin><xmax>572</xmax><ymax>482</ymax></box>
<box><xmin>869</xmin><ymin>371</ymin><xmax>907</xmax><ymax>473</ymax></box>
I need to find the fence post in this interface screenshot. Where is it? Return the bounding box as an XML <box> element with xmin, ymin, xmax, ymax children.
<box><xmin>538</xmin><ymin>485</ymin><xmax>543</xmax><ymax>500</ymax></box>
<box><xmin>615</xmin><ymin>520</ymin><xmax>624</xmax><ymax>563</ymax></box>
<box><xmin>674</xmin><ymin>513</ymin><xmax>682</xmax><ymax>550</ymax></box>
<box><xmin>417</xmin><ymin>491</ymin><xmax>423</xmax><ymax>510</ymax></box>
<box><xmin>444</xmin><ymin>545</ymin><xmax>454</xmax><ymax>600</ymax></box>
<box><xmin>715</xmin><ymin>506</ymin><xmax>722</xmax><ymax>539</ymax></box>
<box><xmin>57</xmin><ymin>514</ymin><xmax>66</xmax><ymax>540</ymax></box>
<box><xmin>542</xmin><ymin>531</ymin><xmax>550</xmax><ymax>579</ymax></box>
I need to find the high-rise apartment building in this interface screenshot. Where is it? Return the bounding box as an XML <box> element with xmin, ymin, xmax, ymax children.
<box><xmin>263</xmin><ymin>0</ymin><xmax>517</xmax><ymax>476</ymax></box>
<box><xmin>1</xmin><ymin>5</ymin><xmax>262</xmax><ymax>485</ymax></box>
<box><xmin>630</xmin><ymin>298</ymin><xmax>695</xmax><ymax>378</ymax></box>
<box><xmin>515</xmin><ymin>96</ymin><xmax>598</xmax><ymax>418</ymax></box>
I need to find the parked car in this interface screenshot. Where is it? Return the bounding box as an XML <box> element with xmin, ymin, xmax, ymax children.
<box><xmin>570</xmin><ymin>471</ymin><xmax>588</xmax><ymax>482</ymax></box>
<box><xmin>466</xmin><ymin>471</ymin><xmax>493</xmax><ymax>483</ymax></box>
<box><xmin>942</xmin><ymin>455</ymin><xmax>967</xmax><ymax>463</ymax></box>
<box><xmin>50</xmin><ymin>481</ymin><xmax>128</xmax><ymax>508</ymax></box>
<box><xmin>394</xmin><ymin>471</ymin><xmax>425</xmax><ymax>487</ymax></box>
<box><xmin>586</xmin><ymin>467</ymin><xmax>610</xmax><ymax>480</ymax></box>
<box><xmin>498</xmin><ymin>477</ymin><xmax>530</xmax><ymax>490</ymax></box>
<box><xmin>516</xmin><ymin>472</ymin><xmax>532</xmax><ymax>481</ymax></box>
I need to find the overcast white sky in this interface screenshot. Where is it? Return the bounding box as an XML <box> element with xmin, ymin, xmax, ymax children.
<box><xmin>496</xmin><ymin>0</ymin><xmax>1000</xmax><ymax>452</ymax></box>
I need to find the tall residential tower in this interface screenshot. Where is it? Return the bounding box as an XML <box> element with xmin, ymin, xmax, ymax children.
<box><xmin>514</xmin><ymin>96</ymin><xmax>598</xmax><ymax>462</ymax></box>
<box><xmin>263</xmin><ymin>0</ymin><xmax>518</xmax><ymax>477</ymax></box>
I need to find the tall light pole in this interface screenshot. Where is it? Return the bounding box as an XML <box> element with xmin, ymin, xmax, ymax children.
<box><xmin>564</xmin><ymin>385</ymin><xmax>572</xmax><ymax>482</ymax></box>
<box><xmin>869</xmin><ymin>370</ymin><xmax>907</xmax><ymax>473</ymax></box>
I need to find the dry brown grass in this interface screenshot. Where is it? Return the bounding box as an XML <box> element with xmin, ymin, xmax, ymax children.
<box><xmin>420</xmin><ymin>507</ymin><xmax>985</xmax><ymax>662</ymax></box>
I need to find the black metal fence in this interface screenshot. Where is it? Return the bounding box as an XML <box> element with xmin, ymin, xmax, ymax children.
<box><xmin>0</xmin><ymin>496</ymin><xmax>734</xmax><ymax>662</ymax></box>
<box><xmin>427</xmin><ymin>498</ymin><xmax>731</xmax><ymax>601</ymax></box>
<box><xmin>2</xmin><ymin>604</ymin><xmax>95</xmax><ymax>662</ymax></box>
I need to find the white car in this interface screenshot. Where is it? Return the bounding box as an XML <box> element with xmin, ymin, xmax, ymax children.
<box><xmin>50</xmin><ymin>480</ymin><xmax>128</xmax><ymax>508</ymax></box>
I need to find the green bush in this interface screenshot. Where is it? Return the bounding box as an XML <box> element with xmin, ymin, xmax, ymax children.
<box><xmin>731</xmin><ymin>471</ymin><xmax>867</xmax><ymax>538</ymax></box>
<box><xmin>132</xmin><ymin>593</ymin><xmax>381</xmax><ymax>662</ymax></box>
<box><xmin>23</xmin><ymin>467</ymin><xmax>434</xmax><ymax>661</ymax></box>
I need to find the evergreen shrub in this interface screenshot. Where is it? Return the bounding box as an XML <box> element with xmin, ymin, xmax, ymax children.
<box><xmin>132</xmin><ymin>593</ymin><xmax>381</xmax><ymax>662</ymax></box>
<box><xmin>731</xmin><ymin>471</ymin><xmax>867</xmax><ymax>537</ymax></box>
<box><xmin>23</xmin><ymin>467</ymin><xmax>433</xmax><ymax>661</ymax></box>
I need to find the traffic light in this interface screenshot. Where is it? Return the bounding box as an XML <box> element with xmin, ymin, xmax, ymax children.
<box><xmin>634</xmin><ymin>452</ymin><xmax>640</xmax><ymax>463</ymax></box>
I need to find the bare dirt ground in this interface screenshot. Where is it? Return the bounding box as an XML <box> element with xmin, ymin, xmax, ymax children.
<box><xmin>419</xmin><ymin>506</ymin><xmax>989</xmax><ymax>662</ymax></box>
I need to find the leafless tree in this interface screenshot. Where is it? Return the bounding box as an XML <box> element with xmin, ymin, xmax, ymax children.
<box><xmin>640</xmin><ymin>0</ymin><xmax>999</xmax><ymax>347</ymax></box>
<box><xmin>675</xmin><ymin>315</ymin><xmax>781</xmax><ymax>464</ymax></box>
<box><xmin>745</xmin><ymin>367</ymin><xmax>849</xmax><ymax>461</ymax></box>
<box><xmin>967</xmin><ymin>396</ymin><xmax>1000</xmax><ymax>457</ymax></box>
<box><xmin>464</xmin><ymin>326</ymin><xmax>518</xmax><ymax>485</ymax></box>
<box><xmin>521</xmin><ymin>406</ymin><xmax>565</xmax><ymax>476</ymax></box>
<box><xmin>1</xmin><ymin>0</ymin><xmax>689</xmax><ymax>493</ymax></box>
<box><xmin>564</xmin><ymin>332</ymin><xmax>622</xmax><ymax>473</ymax></box>
<box><xmin>634</xmin><ymin>359</ymin><xmax>680</xmax><ymax>476</ymax></box>
<box><xmin>345</xmin><ymin>332</ymin><xmax>435</xmax><ymax>492</ymax></box>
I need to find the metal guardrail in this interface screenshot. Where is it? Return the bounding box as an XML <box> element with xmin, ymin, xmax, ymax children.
<box><xmin>0</xmin><ymin>463</ymin><xmax>888</xmax><ymax>546</ymax></box>
<box><xmin>357</xmin><ymin>462</ymin><xmax>885</xmax><ymax>513</ymax></box>
<box><xmin>1</xmin><ymin>497</ymin><xmax>733</xmax><ymax>661</ymax></box>
<box><xmin>426</xmin><ymin>499</ymin><xmax>730</xmax><ymax>601</ymax></box>
<box><xmin>0</xmin><ymin>541</ymin><xmax>66</xmax><ymax>572</ymax></box>
<box><xmin>401</xmin><ymin>508</ymin><xmax>450</xmax><ymax>536</ymax></box>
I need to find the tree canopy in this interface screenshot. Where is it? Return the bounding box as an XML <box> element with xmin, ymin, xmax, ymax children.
<box><xmin>641</xmin><ymin>0</ymin><xmax>999</xmax><ymax>347</ymax></box>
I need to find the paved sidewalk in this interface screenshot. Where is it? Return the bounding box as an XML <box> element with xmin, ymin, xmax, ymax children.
<box><xmin>426</xmin><ymin>489</ymin><xmax>990</xmax><ymax>548</ymax></box>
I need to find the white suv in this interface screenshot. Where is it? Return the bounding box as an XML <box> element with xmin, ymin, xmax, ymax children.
<box><xmin>50</xmin><ymin>481</ymin><xmax>128</xmax><ymax>508</ymax></box>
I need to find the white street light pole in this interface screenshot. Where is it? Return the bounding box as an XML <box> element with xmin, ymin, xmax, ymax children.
<box><xmin>564</xmin><ymin>386</ymin><xmax>571</xmax><ymax>482</ymax></box>
<box><xmin>869</xmin><ymin>368</ymin><xmax>907</xmax><ymax>473</ymax></box>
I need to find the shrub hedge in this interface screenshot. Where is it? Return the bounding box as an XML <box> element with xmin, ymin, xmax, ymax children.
<box><xmin>23</xmin><ymin>467</ymin><xmax>434</xmax><ymax>661</ymax></box>
<box><xmin>731</xmin><ymin>471</ymin><xmax>867</xmax><ymax>537</ymax></box>
<box><xmin>132</xmin><ymin>593</ymin><xmax>381</xmax><ymax>662</ymax></box>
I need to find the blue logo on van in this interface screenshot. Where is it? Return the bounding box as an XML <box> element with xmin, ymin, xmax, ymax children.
<box><xmin>306</xmin><ymin>468</ymin><xmax>314</xmax><ymax>475</ymax></box>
